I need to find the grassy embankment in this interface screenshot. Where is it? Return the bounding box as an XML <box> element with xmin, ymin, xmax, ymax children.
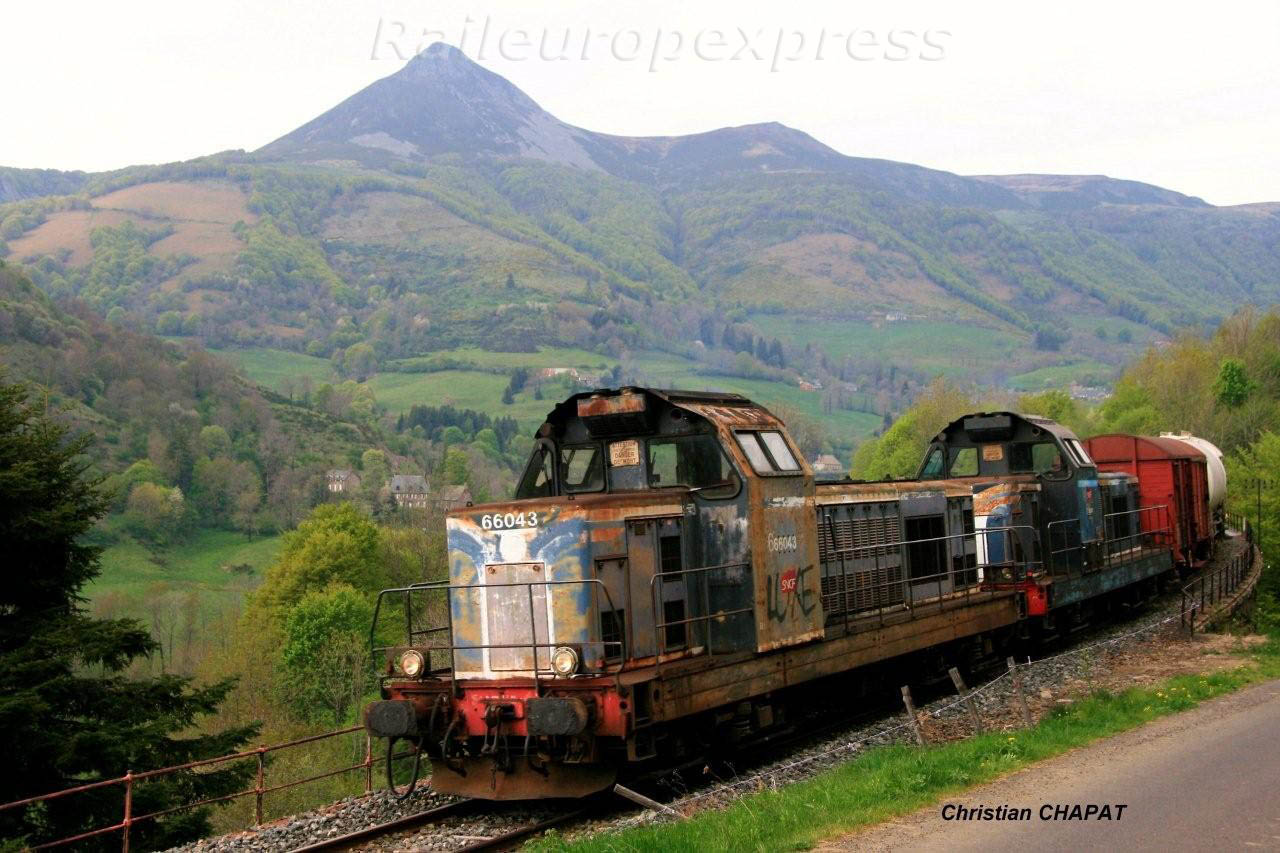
<box><xmin>532</xmin><ymin>630</ymin><xmax>1279</xmax><ymax>852</ymax></box>
<box><xmin>90</xmin><ymin>529</ymin><xmax>283</xmax><ymax>620</ymax></box>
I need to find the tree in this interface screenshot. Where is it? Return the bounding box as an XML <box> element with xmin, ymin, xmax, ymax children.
<box><xmin>851</xmin><ymin>379</ymin><xmax>976</xmax><ymax>479</ymax></box>
<box><xmin>250</xmin><ymin>503</ymin><xmax>384</xmax><ymax>618</ymax></box>
<box><xmin>1227</xmin><ymin>432</ymin><xmax>1280</xmax><ymax>572</ymax></box>
<box><xmin>342</xmin><ymin>343</ymin><xmax>377</xmax><ymax>381</ymax></box>
<box><xmin>191</xmin><ymin>457</ymin><xmax>260</xmax><ymax>530</ymax></box>
<box><xmin>0</xmin><ymin>375</ymin><xmax>255</xmax><ymax>849</ymax></box>
<box><xmin>443</xmin><ymin>447</ymin><xmax>471</xmax><ymax>486</ymax></box>
<box><xmin>1214</xmin><ymin>358</ymin><xmax>1254</xmax><ymax>408</ymax></box>
<box><xmin>1034</xmin><ymin>324</ymin><xmax>1069</xmax><ymax>351</ymax></box>
<box><xmin>359</xmin><ymin>448</ymin><xmax>390</xmax><ymax>510</ymax></box>
<box><xmin>280</xmin><ymin>584</ymin><xmax>374</xmax><ymax>724</ymax></box>
<box><xmin>198</xmin><ymin>424</ymin><xmax>231</xmax><ymax>458</ymax></box>
<box><xmin>124</xmin><ymin>482</ymin><xmax>186</xmax><ymax>543</ymax></box>
<box><xmin>1017</xmin><ymin>390</ymin><xmax>1086</xmax><ymax>436</ymax></box>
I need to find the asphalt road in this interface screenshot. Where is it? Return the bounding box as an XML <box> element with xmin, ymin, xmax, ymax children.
<box><xmin>819</xmin><ymin>677</ymin><xmax>1280</xmax><ymax>852</ymax></box>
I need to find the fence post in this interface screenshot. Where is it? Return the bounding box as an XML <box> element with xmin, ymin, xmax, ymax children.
<box><xmin>255</xmin><ymin>747</ymin><xmax>266</xmax><ymax>826</ymax></box>
<box><xmin>949</xmin><ymin>667</ymin><xmax>984</xmax><ymax>734</ymax></box>
<box><xmin>901</xmin><ymin>685</ymin><xmax>927</xmax><ymax>745</ymax></box>
<box><xmin>364</xmin><ymin>732</ymin><xmax>373</xmax><ymax>795</ymax></box>
<box><xmin>1008</xmin><ymin>657</ymin><xmax>1032</xmax><ymax>728</ymax></box>
<box><xmin>120</xmin><ymin>770</ymin><xmax>133</xmax><ymax>853</ymax></box>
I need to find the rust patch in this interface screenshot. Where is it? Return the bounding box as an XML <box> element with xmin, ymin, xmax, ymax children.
<box><xmin>590</xmin><ymin>525</ymin><xmax>624</xmax><ymax>544</ymax></box>
<box><xmin>577</xmin><ymin>391</ymin><xmax>647</xmax><ymax>417</ymax></box>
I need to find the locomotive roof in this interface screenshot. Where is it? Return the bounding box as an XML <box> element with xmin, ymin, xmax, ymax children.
<box><xmin>537</xmin><ymin>386</ymin><xmax>781</xmax><ymax>438</ymax></box>
<box><xmin>934</xmin><ymin>410</ymin><xmax>1081</xmax><ymax>445</ymax></box>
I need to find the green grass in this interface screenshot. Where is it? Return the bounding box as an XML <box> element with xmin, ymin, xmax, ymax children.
<box><xmin>534</xmin><ymin>635</ymin><xmax>1279</xmax><ymax>852</ymax></box>
<box><xmin>90</xmin><ymin>529</ymin><xmax>283</xmax><ymax>621</ymax></box>
<box><xmin>363</xmin><ymin>369</ymin><xmax>560</xmax><ymax>426</ymax></box>
<box><xmin>392</xmin><ymin>346</ymin><xmax>613</xmax><ymax>371</ymax></box>
<box><xmin>1007</xmin><ymin>360</ymin><xmax>1114</xmax><ymax>391</ymax></box>
<box><xmin>212</xmin><ymin>346</ymin><xmax>334</xmax><ymax>395</ymax></box>
<box><xmin>750</xmin><ymin>316</ymin><xmax>1025</xmax><ymax>378</ymax></box>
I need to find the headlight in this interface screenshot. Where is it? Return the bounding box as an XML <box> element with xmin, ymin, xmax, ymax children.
<box><xmin>398</xmin><ymin>649</ymin><xmax>425</xmax><ymax>678</ymax></box>
<box><xmin>551</xmin><ymin>646</ymin><xmax>579</xmax><ymax>677</ymax></box>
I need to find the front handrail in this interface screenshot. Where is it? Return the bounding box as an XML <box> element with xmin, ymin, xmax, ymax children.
<box><xmin>371</xmin><ymin>577</ymin><xmax>627</xmax><ymax>694</ymax></box>
<box><xmin>1047</xmin><ymin>505</ymin><xmax>1170</xmax><ymax>576</ymax></box>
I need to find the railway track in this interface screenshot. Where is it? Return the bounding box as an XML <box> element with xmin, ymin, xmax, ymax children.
<box><xmin>290</xmin><ymin>798</ymin><xmax>598</xmax><ymax>852</ymax></box>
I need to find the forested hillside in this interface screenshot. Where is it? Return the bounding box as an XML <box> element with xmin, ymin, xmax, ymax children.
<box><xmin>2</xmin><ymin>43</ymin><xmax>1277</xmax><ymax>466</ymax></box>
<box><xmin>0</xmin><ymin>260</ymin><xmax>533</xmax><ymax>647</ymax></box>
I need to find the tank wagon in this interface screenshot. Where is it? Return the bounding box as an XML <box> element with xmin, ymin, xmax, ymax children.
<box><xmin>364</xmin><ymin>389</ymin><xmax>1197</xmax><ymax>800</ymax></box>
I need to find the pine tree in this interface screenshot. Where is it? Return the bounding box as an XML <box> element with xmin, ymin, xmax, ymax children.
<box><xmin>0</xmin><ymin>375</ymin><xmax>257</xmax><ymax>850</ymax></box>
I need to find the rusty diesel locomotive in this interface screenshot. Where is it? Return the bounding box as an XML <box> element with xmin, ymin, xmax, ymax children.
<box><xmin>363</xmin><ymin>388</ymin><xmax>1210</xmax><ymax>799</ymax></box>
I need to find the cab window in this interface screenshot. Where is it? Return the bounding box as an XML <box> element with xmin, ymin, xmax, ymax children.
<box><xmin>949</xmin><ymin>446</ymin><xmax>978</xmax><ymax>476</ymax></box>
<box><xmin>560</xmin><ymin>445</ymin><xmax>604</xmax><ymax>493</ymax></box>
<box><xmin>760</xmin><ymin>431</ymin><xmax>800</xmax><ymax>471</ymax></box>
<box><xmin>1011</xmin><ymin>441</ymin><xmax>1065</xmax><ymax>475</ymax></box>
<box><xmin>1065</xmin><ymin>438</ymin><xmax>1093</xmax><ymax>467</ymax></box>
<box><xmin>735</xmin><ymin>430</ymin><xmax>802</xmax><ymax>475</ymax></box>
<box><xmin>647</xmin><ymin>434</ymin><xmax>739</xmax><ymax>498</ymax></box>
<box><xmin>735</xmin><ymin>433</ymin><xmax>773</xmax><ymax>473</ymax></box>
<box><xmin>515</xmin><ymin>444</ymin><xmax>554</xmax><ymax>498</ymax></box>
<box><xmin>920</xmin><ymin>447</ymin><xmax>944</xmax><ymax>478</ymax></box>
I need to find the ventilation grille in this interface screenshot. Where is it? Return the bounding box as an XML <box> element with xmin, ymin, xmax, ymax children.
<box><xmin>818</xmin><ymin>515</ymin><xmax>900</xmax><ymax>563</ymax></box>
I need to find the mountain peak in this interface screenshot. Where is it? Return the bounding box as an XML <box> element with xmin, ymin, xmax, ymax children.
<box><xmin>258</xmin><ymin>42</ymin><xmax>604</xmax><ymax>169</ymax></box>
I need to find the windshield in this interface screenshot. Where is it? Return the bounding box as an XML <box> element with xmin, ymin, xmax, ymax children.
<box><xmin>560</xmin><ymin>444</ymin><xmax>604</xmax><ymax>493</ymax></box>
<box><xmin>647</xmin><ymin>434</ymin><xmax>739</xmax><ymax>498</ymax></box>
<box><xmin>515</xmin><ymin>443</ymin><xmax>554</xmax><ymax>498</ymax></box>
<box><xmin>1010</xmin><ymin>441</ymin><xmax>1065</xmax><ymax>475</ymax></box>
<box><xmin>920</xmin><ymin>447</ymin><xmax>944</xmax><ymax>478</ymax></box>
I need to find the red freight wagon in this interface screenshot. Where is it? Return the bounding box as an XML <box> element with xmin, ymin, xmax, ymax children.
<box><xmin>1083</xmin><ymin>434</ymin><xmax>1212</xmax><ymax>568</ymax></box>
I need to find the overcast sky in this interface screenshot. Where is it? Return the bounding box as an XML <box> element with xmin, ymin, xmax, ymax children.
<box><xmin>5</xmin><ymin>0</ymin><xmax>1278</xmax><ymax>205</ymax></box>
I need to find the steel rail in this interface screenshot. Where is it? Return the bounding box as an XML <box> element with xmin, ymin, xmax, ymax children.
<box><xmin>288</xmin><ymin>799</ymin><xmax>476</xmax><ymax>852</ymax></box>
<box><xmin>289</xmin><ymin>799</ymin><xmax>595</xmax><ymax>853</ymax></box>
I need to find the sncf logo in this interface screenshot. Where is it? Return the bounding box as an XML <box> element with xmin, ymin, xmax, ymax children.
<box><xmin>779</xmin><ymin>567</ymin><xmax>798</xmax><ymax>594</ymax></box>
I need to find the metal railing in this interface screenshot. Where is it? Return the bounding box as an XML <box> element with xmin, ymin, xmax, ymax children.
<box><xmin>1181</xmin><ymin>516</ymin><xmax>1256</xmax><ymax>631</ymax></box>
<box><xmin>0</xmin><ymin>726</ymin><xmax>410</xmax><ymax>852</ymax></box>
<box><xmin>371</xmin><ymin>577</ymin><xmax>628</xmax><ymax>694</ymax></box>
<box><xmin>819</xmin><ymin>525</ymin><xmax>1041</xmax><ymax>631</ymax></box>
<box><xmin>1046</xmin><ymin>505</ymin><xmax>1170</xmax><ymax>576</ymax></box>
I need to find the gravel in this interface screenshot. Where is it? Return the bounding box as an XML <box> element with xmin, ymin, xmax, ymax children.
<box><xmin>166</xmin><ymin>788</ymin><xmax>458</xmax><ymax>852</ymax></box>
